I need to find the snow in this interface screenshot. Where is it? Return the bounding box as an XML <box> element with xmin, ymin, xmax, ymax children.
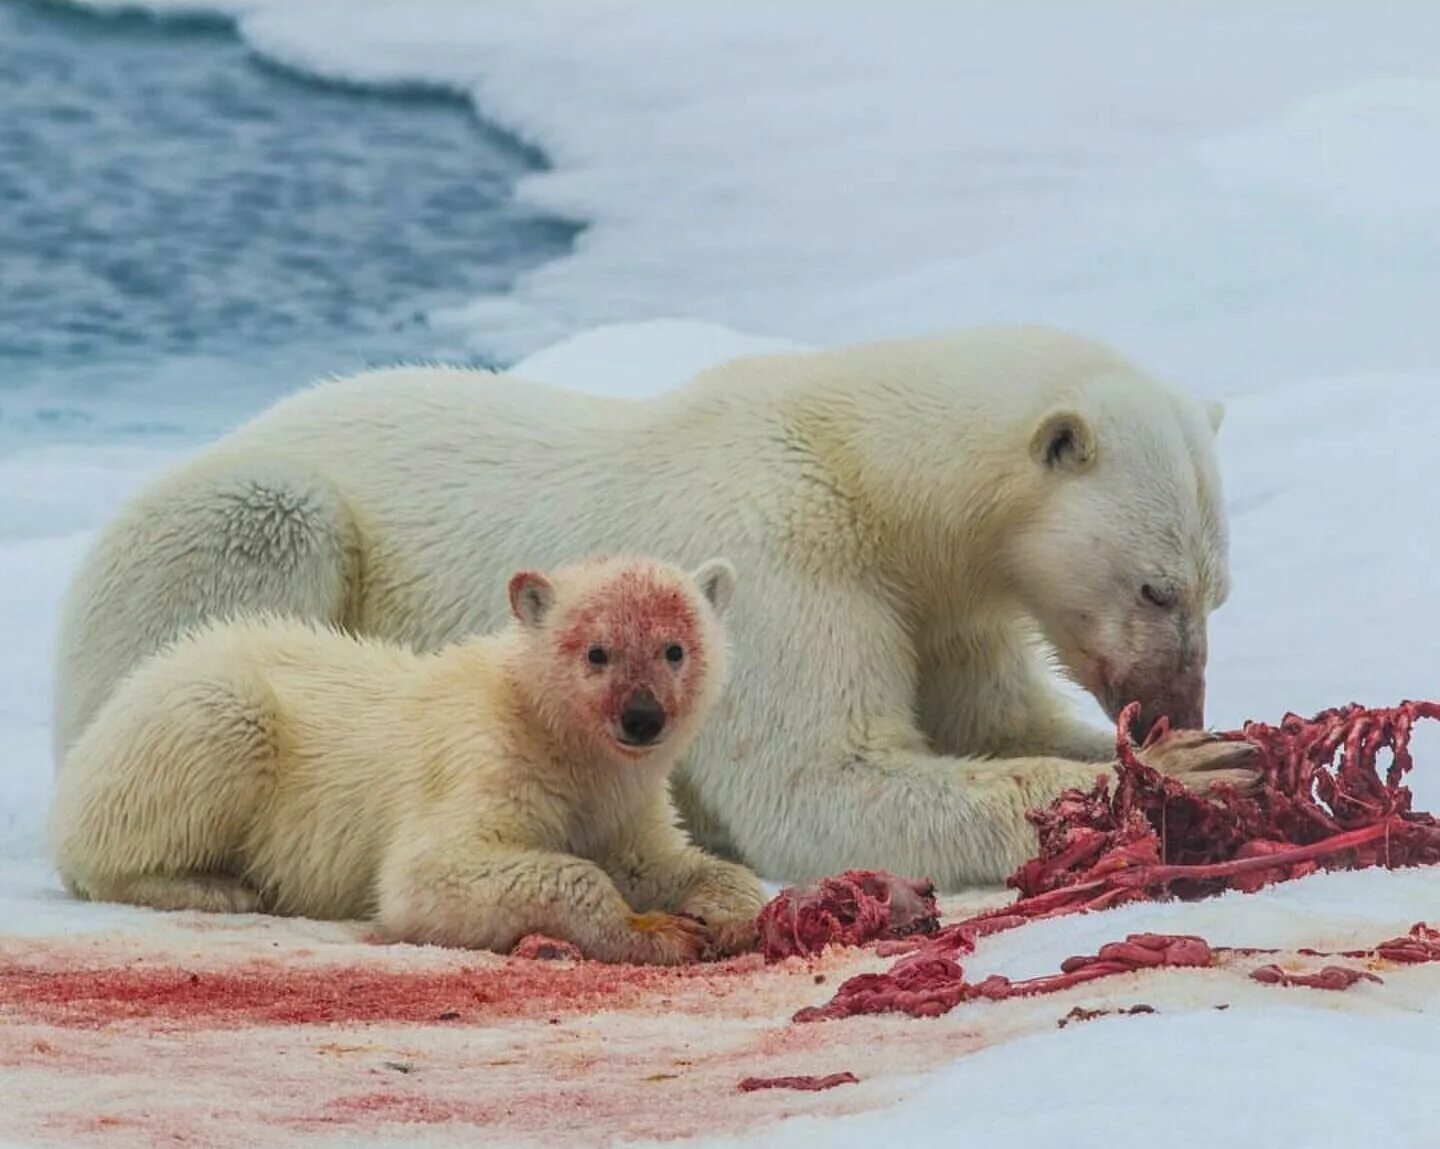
<box><xmin>679</xmin><ymin>1007</ymin><xmax>1440</xmax><ymax>1149</ymax></box>
<box><xmin>68</xmin><ymin>0</ymin><xmax>1440</xmax><ymax>381</ymax></box>
<box><xmin>7</xmin><ymin>1</ymin><xmax>1440</xmax><ymax>1146</ymax></box>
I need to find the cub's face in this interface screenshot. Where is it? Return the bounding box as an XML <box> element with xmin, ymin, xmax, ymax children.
<box><xmin>508</xmin><ymin>558</ymin><xmax>735</xmax><ymax>764</ymax></box>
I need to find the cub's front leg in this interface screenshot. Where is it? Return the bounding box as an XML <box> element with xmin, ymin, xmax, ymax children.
<box><xmin>374</xmin><ymin>829</ymin><xmax>708</xmax><ymax>965</ymax></box>
<box><xmin>599</xmin><ymin>795</ymin><xmax>767</xmax><ymax>958</ymax></box>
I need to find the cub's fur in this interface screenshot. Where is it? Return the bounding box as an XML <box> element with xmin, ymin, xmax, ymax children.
<box><xmin>49</xmin><ymin>556</ymin><xmax>763</xmax><ymax>964</ymax></box>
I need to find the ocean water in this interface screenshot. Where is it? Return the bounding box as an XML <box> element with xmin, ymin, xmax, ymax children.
<box><xmin>0</xmin><ymin>0</ymin><xmax>578</xmax><ymax>454</ymax></box>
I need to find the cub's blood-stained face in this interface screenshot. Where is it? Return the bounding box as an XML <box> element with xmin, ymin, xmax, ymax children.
<box><xmin>508</xmin><ymin>557</ymin><xmax>734</xmax><ymax>761</ymax></box>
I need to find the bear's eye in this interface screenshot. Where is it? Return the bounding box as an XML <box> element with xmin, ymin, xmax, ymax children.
<box><xmin>664</xmin><ymin>643</ymin><xmax>685</xmax><ymax>665</ymax></box>
<box><xmin>586</xmin><ymin>645</ymin><xmax>609</xmax><ymax>667</ymax></box>
<box><xmin>1141</xmin><ymin>583</ymin><xmax>1177</xmax><ymax>610</ymax></box>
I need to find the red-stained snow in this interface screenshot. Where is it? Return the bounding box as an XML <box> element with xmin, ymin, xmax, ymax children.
<box><xmin>7</xmin><ymin>888</ymin><xmax>1440</xmax><ymax>1149</ymax></box>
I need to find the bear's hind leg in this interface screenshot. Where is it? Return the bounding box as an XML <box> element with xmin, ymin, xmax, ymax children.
<box><xmin>51</xmin><ymin>672</ymin><xmax>280</xmax><ymax>915</ymax></box>
<box><xmin>53</xmin><ymin>457</ymin><xmax>360</xmax><ymax>767</ymax></box>
<box><xmin>70</xmin><ymin>873</ymin><xmax>261</xmax><ymax>914</ymax></box>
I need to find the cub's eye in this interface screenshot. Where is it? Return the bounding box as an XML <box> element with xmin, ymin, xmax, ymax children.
<box><xmin>664</xmin><ymin>643</ymin><xmax>685</xmax><ymax>664</ymax></box>
<box><xmin>586</xmin><ymin>646</ymin><xmax>609</xmax><ymax>667</ymax></box>
<box><xmin>1141</xmin><ymin>583</ymin><xmax>1177</xmax><ymax>610</ymax></box>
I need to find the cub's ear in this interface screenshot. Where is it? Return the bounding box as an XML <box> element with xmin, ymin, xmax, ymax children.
<box><xmin>508</xmin><ymin>570</ymin><xmax>555</xmax><ymax>627</ymax></box>
<box><xmin>1030</xmin><ymin>409</ymin><xmax>1097</xmax><ymax>472</ymax></box>
<box><xmin>692</xmin><ymin>558</ymin><xmax>736</xmax><ymax>618</ymax></box>
<box><xmin>1204</xmin><ymin>398</ymin><xmax>1225</xmax><ymax>434</ymax></box>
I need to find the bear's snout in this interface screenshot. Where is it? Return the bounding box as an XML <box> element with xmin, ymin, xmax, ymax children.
<box><xmin>1122</xmin><ymin>667</ymin><xmax>1206</xmax><ymax>740</ymax></box>
<box><xmin>619</xmin><ymin>688</ymin><xmax>666</xmax><ymax>746</ymax></box>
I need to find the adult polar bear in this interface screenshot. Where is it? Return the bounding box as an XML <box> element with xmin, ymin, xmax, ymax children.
<box><xmin>52</xmin><ymin>326</ymin><xmax>1252</xmax><ymax>890</ymax></box>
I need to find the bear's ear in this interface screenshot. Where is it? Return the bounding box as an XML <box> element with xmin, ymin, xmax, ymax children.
<box><xmin>692</xmin><ymin>558</ymin><xmax>736</xmax><ymax>618</ymax></box>
<box><xmin>1030</xmin><ymin>409</ymin><xmax>1097</xmax><ymax>473</ymax></box>
<box><xmin>1204</xmin><ymin>398</ymin><xmax>1225</xmax><ymax>434</ymax></box>
<box><xmin>508</xmin><ymin>570</ymin><xmax>555</xmax><ymax>627</ymax></box>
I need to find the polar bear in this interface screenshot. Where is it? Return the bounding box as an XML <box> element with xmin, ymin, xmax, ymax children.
<box><xmin>49</xmin><ymin>555</ymin><xmax>765</xmax><ymax>964</ymax></box>
<box><xmin>52</xmin><ymin>325</ymin><xmax>1254</xmax><ymax>890</ymax></box>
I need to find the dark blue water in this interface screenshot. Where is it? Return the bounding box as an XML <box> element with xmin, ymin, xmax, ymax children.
<box><xmin>0</xmin><ymin>0</ymin><xmax>578</xmax><ymax>450</ymax></box>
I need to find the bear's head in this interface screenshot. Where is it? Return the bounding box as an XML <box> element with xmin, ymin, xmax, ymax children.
<box><xmin>506</xmin><ymin>555</ymin><xmax>735</xmax><ymax>766</ymax></box>
<box><xmin>1004</xmin><ymin>372</ymin><xmax>1230</xmax><ymax>740</ymax></box>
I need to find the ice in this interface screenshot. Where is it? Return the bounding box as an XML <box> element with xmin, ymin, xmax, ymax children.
<box><xmin>667</xmin><ymin>1007</ymin><xmax>1440</xmax><ymax>1149</ymax></box>
<box><xmin>508</xmin><ymin>319</ymin><xmax>803</xmax><ymax>398</ymax></box>
<box><xmin>66</xmin><ymin>0</ymin><xmax>1440</xmax><ymax>373</ymax></box>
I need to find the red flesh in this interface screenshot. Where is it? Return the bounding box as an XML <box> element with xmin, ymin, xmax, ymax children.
<box><xmin>1056</xmin><ymin>1003</ymin><xmax>1156</xmax><ymax>1028</ymax></box>
<box><xmin>794</xmin><ymin>932</ymin><xmax>1212</xmax><ymax>1022</ymax></box>
<box><xmin>791</xmin><ymin>699</ymin><xmax>1440</xmax><ymax>1022</ymax></box>
<box><xmin>799</xmin><ymin>921</ymin><xmax>1440</xmax><ymax>1022</ymax></box>
<box><xmin>1249</xmin><ymin>965</ymin><xmax>1382</xmax><ymax>991</ymax></box>
<box><xmin>509</xmin><ymin>934</ymin><xmax>584</xmax><ymax>962</ymax></box>
<box><xmin>757</xmin><ymin>870</ymin><xmax>939</xmax><ymax>961</ymax></box>
<box><xmin>1009</xmin><ymin>700</ymin><xmax>1440</xmax><ymax>915</ymax></box>
<box><xmin>737</xmin><ymin>1072</ymin><xmax>859</xmax><ymax>1093</ymax></box>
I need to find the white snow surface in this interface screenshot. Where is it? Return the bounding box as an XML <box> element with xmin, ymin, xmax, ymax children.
<box><xmin>7</xmin><ymin>1</ymin><xmax>1440</xmax><ymax>1146</ymax></box>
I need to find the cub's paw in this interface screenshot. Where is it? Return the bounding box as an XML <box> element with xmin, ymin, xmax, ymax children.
<box><xmin>695</xmin><ymin>915</ymin><xmax>761</xmax><ymax>960</ymax></box>
<box><xmin>684</xmin><ymin>862</ymin><xmax>768</xmax><ymax>921</ymax></box>
<box><xmin>625</xmin><ymin>911</ymin><xmax>711</xmax><ymax>965</ymax></box>
<box><xmin>1135</xmin><ymin>729</ymin><xmax>1260</xmax><ymax>793</ymax></box>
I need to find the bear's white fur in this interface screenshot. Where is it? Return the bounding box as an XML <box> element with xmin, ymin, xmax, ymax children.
<box><xmin>53</xmin><ymin>325</ymin><xmax>1253</xmax><ymax>890</ymax></box>
<box><xmin>49</xmin><ymin>556</ymin><xmax>765</xmax><ymax>964</ymax></box>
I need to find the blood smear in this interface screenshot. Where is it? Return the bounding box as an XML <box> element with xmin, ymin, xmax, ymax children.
<box><xmin>0</xmin><ymin>951</ymin><xmax>764</xmax><ymax>1030</ymax></box>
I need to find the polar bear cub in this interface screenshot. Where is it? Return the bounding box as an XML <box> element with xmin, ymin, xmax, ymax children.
<box><xmin>49</xmin><ymin>555</ymin><xmax>765</xmax><ymax>964</ymax></box>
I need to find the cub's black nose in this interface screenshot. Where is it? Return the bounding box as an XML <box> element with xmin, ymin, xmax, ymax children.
<box><xmin>619</xmin><ymin>689</ymin><xmax>666</xmax><ymax>746</ymax></box>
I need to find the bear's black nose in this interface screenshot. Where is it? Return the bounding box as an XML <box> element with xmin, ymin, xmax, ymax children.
<box><xmin>619</xmin><ymin>689</ymin><xmax>666</xmax><ymax>746</ymax></box>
